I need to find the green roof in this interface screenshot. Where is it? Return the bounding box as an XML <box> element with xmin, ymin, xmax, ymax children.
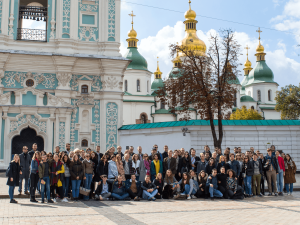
<box><xmin>119</xmin><ymin>119</ymin><xmax>300</xmax><ymax>130</ymax></box>
<box><xmin>240</xmin><ymin>95</ymin><xmax>256</xmax><ymax>102</ymax></box>
<box><xmin>227</xmin><ymin>75</ymin><xmax>240</xmax><ymax>85</ymax></box>
<box><xmin>124</xmin><ymin>91</ymin><xmax>132</xmax><ymax>95</ymax></box>
<box><xmin>240</xmin><ymin>75</ymin><xmax>249</xmax><ymax>90</ymax></box>
<box><xmin>151</xmin><ymin>78</ymin><xmax>164</xmax><ymax>91</ymax></box>
<box><xmin>124</xmin><ymin>47</ymin><xmax>148</xmax><ymax>71</ymax></box>
<box><xmin>246</xmin><ymin>60</ymin><xmax>276</xmax><ymax>86</ymax></box>
<box><xmin>153</xmin><ymin>109</ymin><xmax>174</xmax><ymax>114</ymax></box>
<box><xmin>168</xmin><ymin>67</ymin><xmax>184</xmax><ymax>79</ymax></box>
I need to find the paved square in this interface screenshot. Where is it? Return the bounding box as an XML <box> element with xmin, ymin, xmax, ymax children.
<box><xmin>0</xmin><ymin>193</ymin><xmax>299</xmax><ymax>225</ymax></box>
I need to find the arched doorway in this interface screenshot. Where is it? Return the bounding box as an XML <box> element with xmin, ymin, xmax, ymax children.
<box><xmin>11</xmin><ymin>127</ymin><xmax>44</xmax><ymax>155</ymax></box>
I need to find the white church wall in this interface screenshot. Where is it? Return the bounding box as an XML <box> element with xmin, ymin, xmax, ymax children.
<box><xmin>119</xmin><ymin>125</ymin><xmax>300</xmax><ymax>170</ymax></box>
<box><xmin>123</xmin><ymin>102</ymin><xmax>153</xmax><ymax>125</ymax></box>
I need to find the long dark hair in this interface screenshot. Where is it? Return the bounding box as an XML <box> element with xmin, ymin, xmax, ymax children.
<box><xmin>63</xmin><ymin>154</ymin><xmax>71</xmax><ymax>167</ymax></box>
<box><xmin>181</xmin><ymin>172</ymin><xmax>190</xmax><ymax>187</ymax></box>
<box><xmin>164</xmin><ymin>169</ymin><xmax>174</xmax><ymax>184</ymax></box>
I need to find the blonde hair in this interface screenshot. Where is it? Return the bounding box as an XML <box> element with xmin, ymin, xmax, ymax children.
<box><xmin>11</xmin><ymin>154</ymin><xmax>20</xmax><ymax>164</ymax></box>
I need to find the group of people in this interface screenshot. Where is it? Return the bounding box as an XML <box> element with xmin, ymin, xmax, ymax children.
<box><xmin>6</xmin><ymin>143</ymin><xmax>297</xmax><ymax>203</ymax></box>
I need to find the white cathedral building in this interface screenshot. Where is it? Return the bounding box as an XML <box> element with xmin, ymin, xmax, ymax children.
<box><xmin>0</xmin><ymin>0</ymin><xmax>280</xmax><ymax>168</ymax></box>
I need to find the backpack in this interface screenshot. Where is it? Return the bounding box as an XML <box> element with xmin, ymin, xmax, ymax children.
<box><xmin>6</xmin><ymin>164</ymin><xmax>10</xmax><ymax>177</ymax></box>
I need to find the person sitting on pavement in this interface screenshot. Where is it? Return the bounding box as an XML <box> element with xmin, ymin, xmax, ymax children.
<box><xmin>175</xmin><ymin>172</ymin><xmax>197</xmax><ymax>200</ymax></box>
<box><xmin>141</xmin><ymin>175</ymin><xmax>158</xmax><ymax>201</ymax></box>
<box><xmin>95</xmin><ymin>175</ymin><xmax>112</xmax><ymax>201</ymax></box>
<box><xmin>163</xmin><ymin>169</ymin><xmax>179</xmax><ymax>199</ymax></box>
<box><xmin>125</xmin><ymin>174</ymin><xmax>142</xmax><ymax>201</ymax></box>
<box><xmin>206</xmin><ymin>168</ymin><xmax>223</xmax><ymax>200</ymax></box>
<box><xmin>153</xmin><ymin>173</ymin><xmax>164</xmax><ymax>199</ymax></box>
<box><xmin>196</xmin><ymin>170</ymin><xmax>209</xmax><ymax>199</ymax></box>
<box><xmin>111</xmin><ymin>175</ymin><xmax>130</xmax><ymax>200</ymax></box>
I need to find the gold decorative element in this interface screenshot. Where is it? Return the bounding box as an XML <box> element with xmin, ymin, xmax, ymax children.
<box><xmin>154</xmin><ymin>57</ymin><xmax>162</xmax><ymax>79</ymax></box>
<box><xmin>127</xmin><ymin>11</ymin><xmax>138</xmax><ymax>47</ymax></box>
<box><xmin>255</xmin><ymin>28</ymin><xmax>266</xmax><ymax>61</ymax></box>
<box><xmin>244</xmin><ymin>45</ymin><xmax>252</xmax><ymax>75</ymax></box>
<box><xmin>173</xmin><ymin>42</ymin><xmax>182</xmax><ymax>67</ymax></box>
<box><xmin>180</xmin><ymin>0</ymin><xmax>206</xmax><ymax>56</ymax></box>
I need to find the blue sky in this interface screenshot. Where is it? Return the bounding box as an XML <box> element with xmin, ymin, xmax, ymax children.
<box><xmin>120</xmin><ymin>0</ymin><xmax>300</xmax><ymax>88</ymax></box>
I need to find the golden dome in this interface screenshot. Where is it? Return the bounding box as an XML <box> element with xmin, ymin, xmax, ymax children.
<box><xmin>256</xmin><ymin>43</ymin><xmax>264</xmax><ymax>53</ymax></box>
<box><xmin>244</xmin><ymin>58</ymin><xmax>252</xmax><ymax>68</ymax></box>
<box><xmin>180</xmin><ymin>0</ymin><xmax>206</xmax><ymax>56</ymax></box>
<box><xmin>128</xmin><ymin>28</ymin><xmax>137</xmax><ymax>38</ymax></box>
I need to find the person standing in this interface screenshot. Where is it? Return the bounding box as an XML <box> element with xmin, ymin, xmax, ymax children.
<box><xmin>82</xmin><ymin>153</ymin><xmax>94</xmax><ymax>200</ymax></box>
<box><xmin>38</xmin><ymin>155</ymin><xmax>53</xmax><ymax>203</ymax></box>
<box><xmin>7</xmin><ymin>154</ymin><xmax>22</xmax><ymax>203</ymax></box>
<box><xmin>137</xmin><ymin>146</ymin><xmax>143</xmax><ymax>161</ymax></box>
<box><xmin>163</xmin><ymin>150</ymin><xmax>176</xmax><ymax>176</ymax></box>
<box><xmin>97</xmin><ymin>155</ymin><xmax>109</xmax><ymax>178</ymax></box>
<box><xmin>115</xmin><ymin>146</ymin><xmax>124</xmax><ymax>159</ymax></box>
<box><xmin>162</xmin><ymin>145</ymin><xmax>169</xmax><ymax>159</ymax></box>
<box><xmin>284</xmin><ymin>154</ymin><xmax>297</xmax><ymax>195</ymax></box>
<box><xmin>123</xmin><ymin>153</ymin><xmax>133</xmax><ymax>180</ymax></box>
<box><xmin>227</xmin><ymin>153</ymin><xmax>240</xmax><ymax>178</ymax></box>
<box><xmin>264</xmin><ymin>148</ymin><xmax>278</xmax><ymax>196</ymax></box>
<box><xmin>178</xmin><ymin>151</ymin><xmax>191</xmax><ymax>177</ymax></box>
<box><xmin>150</xmin><ymin>154</ymin><xmax>163</xmax><ymax>181</ymax></box>
<box><xmin>96</xmin><ymin>146</ymin><xmax>104</xmax><ymax>163</ymax></box>
<box><xmin>65</xmin><ymin>143</ymin><xmax>71</xmax><ymax>155</ymax></box>
<box><xmin>28</xmin><ymin>143</ymin><xmax>38</xmax><ymax>159</ymax></box>
<box><xmin>116</xmin><ymin>154</ymin><xmax>126</xmax><ymax>181</ymax></box>
<box><xmin>195</xmin><ymin>153</ymin><xmax>207</xmax><ymax>175</ymax></box>
<box><xmin>30</xmin><ymin>152</ymin><xmax>40</xmax><ymax>202</ymax></box>
<box><xmin>139</xmin><ymin>154</ymin><xmax>151</xmax><ymax>182</ymax></box>
<box><xmin>108</xmin><ymin>155</ymin><xmax>118</xmax><ymax>180</ymax></box>
<box><xmin>50</xmin><ymin>154</ymin><xmax>66</xmax><ymax>202</ymax></box>
<box><xmin>252</xmin><ymin>153</ymin><xmax>263</xmax><ymax>197</ymax></box>
<box><xmin>54</xmin><ymin>146</ymin><xmax>60</xmax><ymax>154</ymax></box>
<box><xmin>242</xmin><ymin>156</ymin><xmax>254</xmax><ymax>197</ymax></box>
<box><xmin>203</xmin><ymin>145</ymin><xmax>212</xmax><ymax>158</ymax></box>
<box><xmin>70</xmin><ymin>154</ymin><xmax>83</xmax><ymax>201</ymax></box>
<box><xmin>275</xmin><ymin>150</ymin><xmax>285</xmax><ymax>196</ymax></box>
<box><xmin>190</xmin><ymin>149</ymin><xmax>200</xmax><ymax>172</ymax></box>
<box><xmin>19</xmin><ymin>146</ymin><xmax>31</xmax><ymax>195</ymax></box>
<box><xmin>132</xmin><ymin>154</ymin><xmax>140</xmax><ymax>181</ymax></box>
<box><xmin>62</xmin><ymin>154</ymin><xmax>71</xmax><ymax>199</ymax></box>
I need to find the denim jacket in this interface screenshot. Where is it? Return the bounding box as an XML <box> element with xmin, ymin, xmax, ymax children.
<box><xmin>30</xmin><ymin>160</ymin><xmax>39</xmax><ymax>174</ymax></box>
<box><xmin>206</xmin><ymin>175</ymin><xmax>218</xmax><ymax>190</ymax></box>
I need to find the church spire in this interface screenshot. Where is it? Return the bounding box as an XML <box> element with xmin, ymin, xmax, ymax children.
<box><xmin>244</xmin><ymin>45</ymin><xmax>252</xmax><ymax>75</ymax></box>
<box><xmin>255</xmin><ymin>27</ymin><xmax>266</xmax><ymax>61</ymax></box>
<box><xmin>127</xmin><ymin>11</ymin><xmax>138</xmax><ymax>48</ymax></box>
<box><xmin>154</xmin><ymin>57</ymin><xmax>162</xmax><ymax>79</ymax></box>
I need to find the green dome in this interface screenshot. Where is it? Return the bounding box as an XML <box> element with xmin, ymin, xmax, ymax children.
<box><xmin>151</xmin><ymin>79</ymin><xmax>164</xmax><ymax>91</ymax></box>
<box><xmin>124</xmin><ymin>47</ymin><xmax>148</xmax><ymax>70</ymax></box>
<box><xmin>240</xmin><ymin>75</ymin><xmax>249</xmax><ymax>91</ymax></box>
<box><xmin>246</xmin><ymin>61</ymin><xmax>275</xmax><ymax>86</ymax></box>
<box><xmin>227</xmin><ymin>75</ymin><xmax>240</xmax><ymax>85</ymax></box>
<box><xmin>240</xmin><ymin>95</ymin><xmax>256</xmax><ymax>102</ymax></box>
<box><xmin>168</xmin><ymin>67</ymin><xmax>183</xmax><ymax>79</ymax></box>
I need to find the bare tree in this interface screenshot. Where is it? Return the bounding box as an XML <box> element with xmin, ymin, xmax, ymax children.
<box><xmin>156</xmin><ymin>29</ymin><xmax>241</xmax><ymax>148</ymax></box>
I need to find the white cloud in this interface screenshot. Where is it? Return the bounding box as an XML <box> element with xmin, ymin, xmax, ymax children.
<box><xmin>121</xmin><ymin>1</ymin><xmax>131</xmax><ymax>11</ymax></box>
<box><xmin>271</xmin><ymin>0</ymin><xmax>300</xmax><ymax>43</ymax></box>
<box><xmin>22</xmin><ymin>19</ymin><xmax>46</xmax><ymax>30</ymax></box>
<box><xmin>120</xmin><ymin>19</ymin><xmax>300</xmax><ymax>86</ymax></box>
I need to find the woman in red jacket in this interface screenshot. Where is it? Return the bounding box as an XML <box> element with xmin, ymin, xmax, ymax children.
<box><xmin>275</xmin><ymin>151</ymin><xmax>285</xmax><ymax>196</ymax></box>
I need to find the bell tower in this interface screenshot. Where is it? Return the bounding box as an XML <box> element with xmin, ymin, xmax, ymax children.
<box><xmin>0</xmin><ymin>0</ymin><xmax>121</xmax><ymax>56</ymax></box>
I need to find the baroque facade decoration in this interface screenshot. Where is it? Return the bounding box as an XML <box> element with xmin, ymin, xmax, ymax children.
<box><xmin>62</xmin><ymin>0</ymin><xmax>71</xmax><ymax>38</ymax></box>
<box><xmin>106</xmin><ymin>102</ymin><xmax>118</xmax><ymax>149</ymax></box>
<box><xmin>108</xmin><ymin>0</ymin><xmax>116</xmax><ymax>41</ymax></box>
<box><xmin>59</xmin><ymin>122</ymin><xmax>66</xmax><ymax>151</ymax></box>
<box><xmin>10</xmin><ymin>114</ymin><xmax>47</xmax><ymax>134</ymax></box>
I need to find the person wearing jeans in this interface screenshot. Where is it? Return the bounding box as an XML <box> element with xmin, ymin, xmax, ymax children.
<box><xmin>95</xmin><ymin>175</ymin><xmax>112</xmax><ymax>200</ymax></box>
<box><xmin>206</xmin><ymin>169</ymin><xmax>223</xmax><ymax>200</ymax></box>
<box><xmin>141</xmin><ymin>175</ymin><xmax>158</xmax><ymax>201</ymax></box>
<box><xmin>83</xmin><ymin>153</ymin><xmax>95</xmax><ymax>200</ymax></box>
<box><xmin>242</xmin><ymin>156</ymin><xmax>253</xmax><ymax>197</ymax></box>
<box><xmin>284</xmin><ymin>154</ymin><xmax>297</xmax><ymax>195</ymax></box>
<box><xmin>62</xmin><ymin>155</ymin><xmax>71</xmax><ymax>199</ymax></box>
<box><xmin>19</xmin><ymin>146</ymin><xmax>31</xmax><ymax>195</ymax></box>
<box><xmin>70</xmin><ymin>154</ymin><xmax>84</xmax><ymax>201</ymax></box>
<box><xmin>275</xmin><ymin>151</ymin><xmax>285</xmax><ymax>196</ymax></box>
<box><xmin>111</xmin><ymin>175</ymin><xmax>130</xmax><ymax>200</ymax></box>
<box><xmin>30</xmin><ymin>152</ymin><xmax>40</xmax><ymax>203</ymax></box>
<box><xmin>38</xmin><ymin>155</ymin><xmax>53</xmax><ymax>203</ymax></box>
<box><xmin>7</xmin><ymin>154</ymin><xmax>22</xmax><ymax>203</ymax></box>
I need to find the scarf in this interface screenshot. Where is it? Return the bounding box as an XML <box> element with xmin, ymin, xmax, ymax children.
<box><xmin>285</xmin><ymin>159</ymin><xmax>294</xmax><ymax>169</ymax></box>
<box><xmin>153</xmin><ymin>160</ymin><xmax>160</xmax><ymax>175</ymax></box>
<box><xmin>51</xmin><ymin>161</ymin><xmax>61</xmax><ymax>185</ymax></box>
<box><xmin>144</xmin><ymin>160</ymin><xmax>150</xmax><ymax>175</ymax></box>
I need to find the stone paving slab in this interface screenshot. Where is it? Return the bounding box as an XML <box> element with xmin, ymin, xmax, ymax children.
<box><xmin>0</xmin><ymin>193</ymin><xmax>299</xmax><ymax>225</ymax></box>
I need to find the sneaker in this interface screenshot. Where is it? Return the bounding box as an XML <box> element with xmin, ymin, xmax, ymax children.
<box><xmin>279</xmin><ymin>192</ymin><xmax>283</xmax><ymax>196</ymax></box>
<box><xmin>99</xmin><ymin>195</ymin><xmax>103</xmax><ymax>201</ymax></box>
<box><xmin>290</xmin><ymin>192</ymin><xmax>293</xmax><ymax>196</ymax></box>
<box><xmin>53</xmin><ymin>198</ymin><xmax>57</xmax><ymax>203</ymax></box>
<box><xmin>10</xmin><ymin>199</ymin><xmax>18</xmax><ymax>204</ymax></box>
<box><xmin>151</xmin><ymin>197</ymin><xmax>156</xmax><ymax>201</ymax></box>
<box><xmin>258</xmin><ymin>194</ymin><xmax>263</xmax><ymax>197</ymax></box>
<box><xmin>134</xmin><ymin>196</ymin><xmax>138</xmax><ymax>201</ymax></box>
<box><xmin>274</xmin><ymin>193</ymin><xmax>278</xmax><ymax>196</ymax></box>
<box><xmin>173</xmin><ymin>194</ymin><xmax>180</xmax><ymax>200</ymax></box>
<box><xmin>25</xmin><ymin>191</ymin><xmax>30</xmax><ymax>195</ymax></box>
<box><xmin>62</xmin><ymin>198</ymin><xmax>68</xmax><ymax>203</ymax></box>
<box><xmin>180</xmin><ymin>193</ymin><xmax>186</xmax><ymax>196</ymax></box>
<box><xmin>187</xmin><ymin>196</ymin><xmax>191</xmax><ymax>200</ymax></box>
<box><xmin>191</xmin><ymin>195</ymin><xmax>197</xmax><ymax>199</ymax></box>
<box><xmin>48</xmin><ymin>199</ymin><xmax>54</xmax><ymax>203</ymax></box>
<box><xmin>30</xmin><ymin>199</ymin><xmax>38</xmax><ymax>203</ymax></box>
<box><xmin>287</xmin><ymin>192</ymin><xmax>290</xmax><ymax>195</ymax></box>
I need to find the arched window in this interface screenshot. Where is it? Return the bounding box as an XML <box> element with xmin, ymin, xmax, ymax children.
<box><xmin>10</xmin><ymin>91</ymin><xmax>15</xmax><ymax>105</ymax></box>
<box><xmin>257</xmin><ymin>90</ymin><xmax>261</xmax><ymax>101</ymax></box>
<box><xmin>161</xmin><ymin>100</ymin><xmax>165</xmax><ymax>109</ymax></box>
<box><xmin>81</xmin><ymin>139</ymin><xmax>88</xmax><ymax>147</ymax></box>
<box><xmin>137</xmin><ymin>79</ymin><xmax>140</xmax><ymax>92</ymax></box>
<box><xmin>124</xmin><ymin>80</ymin><xmax>128</xmax><ymax>92</ymax></box>
<box><xmin>147</xmin><ymin>81</ymin><xmax>149</xmax><ymax>93</ymax></box>
<box><xmin>251</xmin><ymin>106</ymin><xmax>254</xmax><ymax>110</ymax></box>
<box><xmin>268</xmin><ymin>90</ymin><xmax>272</xmax><ymax>101</ymax></box>
<box><xmin>81</xmin><ymin>85</ymin><xmax>88</xmax><ymax>94</ymax></box>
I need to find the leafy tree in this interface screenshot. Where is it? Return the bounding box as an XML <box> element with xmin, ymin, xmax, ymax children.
<box><xmin>156</xmin><ymin>29</ymin><xmax>241</xmax><ymax>148</ymax></box>
<box><xmin>275</xmin><ymin>84</ymin><xmax>300</xmax><ymax>120</ymax></box>
<box><xmin>230</xmin><ymin>106</ymin><xmax>263</xmax><ymax>120</ymax></box>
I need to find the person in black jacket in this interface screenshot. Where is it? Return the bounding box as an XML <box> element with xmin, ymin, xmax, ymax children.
<box><xmin>205</xmin><ymin>158</ymin><xmax>216</xmax><ymax>176</ymax></box>
<box><xmin>141</xmin><ymin>175</ymin><xmax>158</xmax><ymax>201</ymax></box>
<box><xmin>242</xmin><ymin>156</ymin><xmax>254</xmax><ymax>197</ymax></box>
<box><xmin>196</xmin><ymin>171</ymin><xmax>209</xmax><ymax>198</ymax></box>
<box><xmin>70</xmin><ymin>154</ymin><xmax>84</xmax><ymax>201</ymax></box>
<box><xmin>216</xmin><ymin>155</ymin><xmax>230</xmax><ymax>173</ymax></box>
<box><xmin>178</xmin><ymin>151</ymin><xmax>191</xmax><ymax>177</ymax></box>
<box><xmin>7</xmin><ymin>154</ymin><xmax>22</xmax><ymax>203</ymax></box>
<box><xmin>95</xmin><ymin>175</ymin><xmax>112</xmax><ymax>200</ymax></box>
<box><xmin>217</xmin><ymin>167</ymin><xmax>228</xmax><ymax>199</ymax></box>
<box><xmin>264</xmin><ymin>148</ymin><xmax>279</xmax><ymax>196</ymax></box>
<box><xmin>97</xmin><ymin>155</ymin><xmax>109</xmax><ymax>179</ymax></box>
<box><xmin>153</xmin><ymin>173</ymin><xmax>163</xmax><ymax>199</ymax></box>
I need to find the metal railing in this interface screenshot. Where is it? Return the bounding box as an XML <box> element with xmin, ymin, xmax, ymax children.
<box><xmin>17</xmin><ymin>28</ymin><xmax>47</xmax><ymax>42</ymax></box>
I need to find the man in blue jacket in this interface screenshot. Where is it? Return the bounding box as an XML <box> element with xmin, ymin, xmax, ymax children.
<box><xmin>227</xmin><ymin>153</ymin><xmax>240</xmax><ymax>177</ymax></box>
<box><xmin>206</xmin><ymin>168</ymin><xmax>223</xmax><ymax>200</ymax></box>
<box><xmin>111</xmin><ymin>175</ymin><xmax>130</xmax><ymax>200</ymax></box>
